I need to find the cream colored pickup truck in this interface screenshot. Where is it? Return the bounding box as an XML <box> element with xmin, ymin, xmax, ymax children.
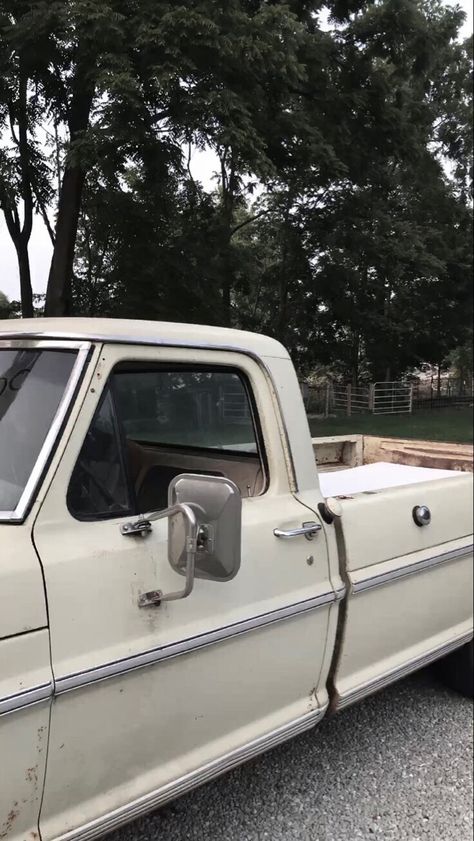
<box><xmin>1</xmin><ymin>318</ymin><xmax>472</xmax><ymax>841</ymax></box>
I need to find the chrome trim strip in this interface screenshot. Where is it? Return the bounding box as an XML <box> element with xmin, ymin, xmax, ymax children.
<box><xmin>57</xmin><ymin>590</ymin><xmax>342</xmax><ymax>694</ymax></box>
<box><xmin>0</xmin><ymin>330</ymin><xmax>299</xmax><ymax>491</ymax></box>
<box><xmin>0</xmin><ymin>681</ymin><xmax>52</xmax><ymax>717</ymax></box>
<box><xmin>0</xmin><ymin>330</ymin><xmax>285</xmax><ymax>354</ymax></box>
<box><xmin>0</xmin><ymin>340</ymin><xmax>91</xmax><ymax>522</ymax></box>
<box><xmin>352</xmin><ymin>544</ymin><xmax>473</xmax><ymax>594</ymax></box>
<box><xmin>336</xmin><ymin>631</ymin><xmax>473</xmax><ymax>711</ymax></box>
<box><xmin>0</xmin><ymin>339</ymin><xmax>88</xmax><ymax>351</ymax></box>
<box><xmin>51</xmin><ymin>705</ymin><xmax>326</xmax><ymax>841</ymax></box>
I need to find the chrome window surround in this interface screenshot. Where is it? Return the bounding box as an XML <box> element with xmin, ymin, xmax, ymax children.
<box><xmin>108</xmin><ymin>362</ymin><xmax>269</xmax><ymax>500</ymax></box>
<box><xmin>0</xmin><ymin>339</ymin><xmax>91</xmax><ymax>523</ymax></box>
<box><xmin>0</xmin><ymin>329</ymin><xmax>299</xmax><ymax>492</ymax></box>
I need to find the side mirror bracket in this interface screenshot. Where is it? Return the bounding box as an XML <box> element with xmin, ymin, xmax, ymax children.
<box><xmin>121</xmin><ymin>474</ymin><xmax>242</xmax><ymax>608</ymax></box>
<box><xmin>126</xmin><ymin>501</ymin><xmax>198</xmax><ymax>608</ymax></box>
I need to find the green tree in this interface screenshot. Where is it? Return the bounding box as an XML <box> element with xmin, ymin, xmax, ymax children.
<box><xmin>445</xmin><ymin>339</ymin><xmax>474</xmax><ymax>392</ymax></box>
<box><xmin>0</xmin><ymin>290</ymin><xmax>11</xmax><ymax>318</ymax></box>
<box><xmin>6</xmin><ymin>0</ymin><xmax>316</xmax><ymax>316</ymax></box>
<box><xmin>0</xmin><ymin>0</ymin><xmax>54</xmax><ymax>316</ymax></box>
<box><xmin>235</xmin><ymin>0</ymin><xmax>473</xmax><ymax>381</ymax></box>
<box><xmin>16</xmin><ymin>0</ymin><xmax>468</xmax><ymax>390</ymax></box>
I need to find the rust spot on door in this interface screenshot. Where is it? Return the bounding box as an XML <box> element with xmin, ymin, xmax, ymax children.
<box><xmin>25</xmin><ymin>766</ymin><xmax>38</xmax><ymax>786</ymax></box>
<box><xmin>0</xmin><ymin>807</ymin><xmax>19</xmax><ymax>839</ymax></box>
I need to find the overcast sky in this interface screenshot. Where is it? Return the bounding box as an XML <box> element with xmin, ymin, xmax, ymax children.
<box><xmin>0</xmin><ymin>0</ymin><xmax>472</xmax><ymax>302</ymax></box>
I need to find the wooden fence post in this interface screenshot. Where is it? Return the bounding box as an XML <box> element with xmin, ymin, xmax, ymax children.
<box><xmin>346</xmin><ymin>384</ymin><xmax>352</xmax><ymax>416</ymax></box>
<box><xmin>369</xmin><ymin>383</ymin><xmax>375</xmax><ymax>413</ymax></box>
<box><xmin>325</xmin><ymin>383</ymin><xmax>330</xmax><ymax>418</ymax></box>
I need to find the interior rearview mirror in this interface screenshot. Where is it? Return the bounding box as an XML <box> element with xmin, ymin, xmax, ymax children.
<box><xmin>168</xmin><ymin>474</ymin><xmax>242</xmax><ymax>582</ymax></box>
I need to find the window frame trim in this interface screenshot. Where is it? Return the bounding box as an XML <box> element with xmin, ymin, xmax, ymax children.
<box><xmin>66</xmin><ymin>361</ymin><xmax>269</xmax><ymax>523</ymax></box>
<box><xmin>113</xmin><ymin>361</ymin><xmax>269</xmax><ymax>500</ymax></box>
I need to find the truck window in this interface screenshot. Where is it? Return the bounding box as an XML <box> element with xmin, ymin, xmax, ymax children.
<box><xmin>0</xmin><ymin>349</ymin><xmax>76</xmax><ymax>516</ymax></box>
<box><xmin>68</xmin><ymin>364</ymin><xmax>266</xmax><ymax>520</ymax></box>
<box><xmin>67</xmin><ymin>388</ymin><xmax>132</xmax><ymax>520</ymax></box>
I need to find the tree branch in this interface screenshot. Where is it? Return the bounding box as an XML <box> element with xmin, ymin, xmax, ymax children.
<box><xmin>36</xmin><ymin>194</ymin><xmax>56</xmax><ymax>245</ymax></box>
<box><xmin>230</xmin><ymin>208</ymin><xmax>271</xmax><ymax>238</ymax></box>
<box><xmin>7</xmin><ymin>100</ymin><xmax>19</xmax><ymax>146</ymax></box>
<box><xmin>186</xmin><ymin>141</ymin><xmax>196</xmax><ymax>186</ymax></box>
<box><xmin>12</xmin><ymin>203</ymin><xmax>21</xmax><ymax>232</ymax></box>
<box><xmin>1</xmin><ymin>203</ymin><xmax>21</xmax><ymax>244</ymax></box>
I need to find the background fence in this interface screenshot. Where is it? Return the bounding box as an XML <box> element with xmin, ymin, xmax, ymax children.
<box><xmin>303</xmin><ymin>378</ymin><xmax>473</xmax><ymax>417</ymax></box>
<box><xmin>304</xmin><ymin>382</ymin><xmax>413</xmax><ymax>416</ymax></box>
<box><xmin>411</xmin><ymin>377</ymin><xmax>473</xmax><ymax>410</ymax></box>
<box><xmin>332</xmin><ymin>384</ymin><xmax>370</xmax><ymax>414</ymax></box>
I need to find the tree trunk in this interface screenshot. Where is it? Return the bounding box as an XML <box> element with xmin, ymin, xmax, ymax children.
<box><xmin>44</xmin><ymin>165</ymin><xmax>86</xmax><ymax>316</ymax></box>
<box><xmin>219</xmin><ymin>153</ymin><xmax>237</xmax><ymax>328</ymax></box>
<box><xmin>351</xmin><ymin>334</ymin><xmax>360</xmax><ymax>387</ymax></box>
<box><xmin>1</xmin><ymin>211</ymin><xmax>34</xmax><ymax>318</ymax></box>
<box><xmin>44</xmin><ymin>58</ymin><xmax>95</xmax><ymax>317</ymax></box>
<box><xmin>1</xmin><ymin>57</ymin><xmax>34</xmax><ymax>318</ymax></box>
<box><xmin>15</xmin><ymin>239</ymin><xmax>34</xmax><ymax>318</ymax></box>
<box><xmin>275</xmin><ymin>194</ymin><xmax>293</xmax><ymax>343</ymax></box>
<box><xmin>221</xmin><ymin>268</ymin><xmax>232</xmax><ymax>327</ymax></box>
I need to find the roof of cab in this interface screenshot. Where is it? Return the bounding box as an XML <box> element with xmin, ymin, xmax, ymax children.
<box><xmin>0</xmin><ymin>317</ymin><xmax>289</xmax><ymax>359</ymax></box>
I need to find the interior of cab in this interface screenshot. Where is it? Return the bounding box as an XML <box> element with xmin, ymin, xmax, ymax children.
<box><xmin>126</xmin><ymin>438</ymin><xmax>265</xmax><ymax>513</ymax></box>
<box><xmin>67</xmin><ymin>364</ymin><xmax>266</xmax><ymax>520</ymax></box>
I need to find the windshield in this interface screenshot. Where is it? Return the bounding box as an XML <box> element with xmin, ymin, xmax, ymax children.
<box><xmin>0</xmin><ymin>348</ymin><xmax>76</xmax><ymax>514</ymax></box>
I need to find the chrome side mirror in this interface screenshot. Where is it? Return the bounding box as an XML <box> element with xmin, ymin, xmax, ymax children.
<box><xmin>168</xmin><ymin>474</ymin><xmax>242</xmax><ymax>582</ymax></box>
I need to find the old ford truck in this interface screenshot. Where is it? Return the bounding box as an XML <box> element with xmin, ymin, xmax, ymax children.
<box><xmin>1</xmin><ymin>318</ymin><xmax>472</xmax><ymax>841</ymax></box>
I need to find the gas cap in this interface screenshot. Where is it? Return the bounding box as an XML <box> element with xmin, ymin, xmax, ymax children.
<box><xmin>413</xmin><ymin>505</ymin><xmax>431</xmax><ymax>527</ymax></box>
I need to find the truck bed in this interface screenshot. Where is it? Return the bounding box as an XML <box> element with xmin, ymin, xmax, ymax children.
<box><xmin>313</xmin><ymin>434</ymin><xmax>473</xmax><ymax>475</ymax></box>
<box><xmin>319</xmin><ymin>460</ymin><xmax>461</xmax><ymax>497</ymax></box>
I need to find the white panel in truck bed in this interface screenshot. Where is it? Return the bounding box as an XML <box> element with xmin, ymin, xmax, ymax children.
<box><xmin>319</xmin><ymin>461</ymin><xmax>459</xmax><ymax>497</ymax></box>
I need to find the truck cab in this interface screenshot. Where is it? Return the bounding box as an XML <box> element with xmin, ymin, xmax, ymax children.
<box><xmin>1</xmin><ymin>318</ymin><xmax>472</xmax><ymax>841</ymax></box>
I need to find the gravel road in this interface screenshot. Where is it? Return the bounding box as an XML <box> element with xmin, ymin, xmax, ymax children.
<box><xmin>110</xmin><ymin>669</ymin><xmax>473</xmax><ymax>841</ymax></box>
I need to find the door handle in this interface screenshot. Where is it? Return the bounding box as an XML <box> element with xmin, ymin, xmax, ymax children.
<box><xmin>273</xmin><ymin>521</ymin><xmax>322</xmax><ymax>541</ymax></box>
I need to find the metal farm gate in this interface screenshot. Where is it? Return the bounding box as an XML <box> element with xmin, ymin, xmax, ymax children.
<box><xmin>372</xmin><ymin>381</ymin><xmax>413</xmax><ymax>415</ymax></box>
<box><xmin>307</xmin><ymin>381</ymin><xmax>413</xmax><ymax>416</ymax></box>
<box><xmin>221</xmin><ymin>387</ymin><xmax>251</xmax><ymax>422</ymax></box>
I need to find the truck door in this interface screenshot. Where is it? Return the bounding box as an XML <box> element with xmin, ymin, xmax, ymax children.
<box><xmin>33</xmin><ymin>343</ymin><xmax>340</xmax><ymax>841</ymax></box>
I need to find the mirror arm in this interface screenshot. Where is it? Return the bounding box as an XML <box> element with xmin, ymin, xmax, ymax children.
<box><xmin>123</xmin><ymin>503</ymin><xmax>198</xmax><ymax>608</ymax></box>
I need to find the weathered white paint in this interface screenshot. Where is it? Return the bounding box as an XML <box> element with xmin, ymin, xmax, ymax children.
<box><xmin>0</xmin><ymin>319</ymin><xmax>471</xmax><ymax>841</ymax></box>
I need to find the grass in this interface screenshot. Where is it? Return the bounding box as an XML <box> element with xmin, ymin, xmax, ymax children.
<box><xmin>308</xmin><ymin>407</ymin><xmax>473</xmax><ymax>444</ymax></box>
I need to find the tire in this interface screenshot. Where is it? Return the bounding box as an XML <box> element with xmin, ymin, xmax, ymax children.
<box><xmin>437</xmin><ymin>639</ymin><xmax>473</xmax><ymax>698</ymax></box>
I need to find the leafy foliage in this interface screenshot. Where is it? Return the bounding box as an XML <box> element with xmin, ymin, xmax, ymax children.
<box><xmin>0</xmin><ymin>0</ymin><xmax>472</xmax><ymax>381</ymax></box>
